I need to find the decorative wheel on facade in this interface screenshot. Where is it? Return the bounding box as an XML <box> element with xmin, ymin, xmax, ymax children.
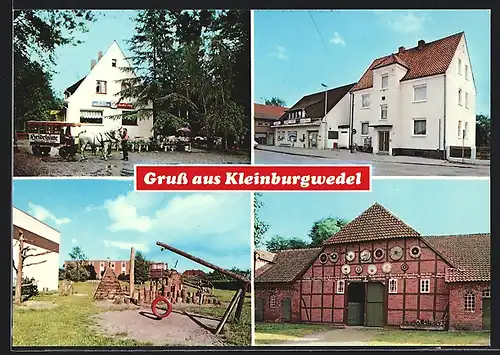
<box><xmin>401</xmin><ymin>263</ymin><xmax>409</xmax><ymax>272</ymax></box>
<box><xmin>409</xmin><ymin>246</ymin><xmax>422</xmax><ymax>258</ymax></box>
<box><xmin>330</xmin><ymin>252</ymin><xmax>339</xmax><ymax>263</ymax></box>
<box><xmin>374</xmin><ymin>248</ymin><xmax>385</xmax><ymax>260</ymax></box>
<box><xmin>341</xmin><ymin>264</ymin><xmax>351</xmax><ymax>275</ymax></box>
<box><xmin>151</xmin><ymin>296</ymin><xmax>173</xmax><ymax>319</ymax></box>
<box><xmin>382</xmin><ymin>262</ymin><xmax>392</xmax><ymax>273</ymax></box>
<box><xmin>355</xmin><ymin>265</ymin><xmax>363</xmax><ymax>274</ymax></box>
<box><xmin>360</xmin><ymin>249</ymin><xmax>371</xmax><ymax>263</ymax></box>
<box><xmin>389</xmin><ymin>246</ymin><xmax>403</xmax><ymax>261</ymax></box>
<box><xmin>319</xmin><ymin>253</ymin><xmax>328</xmax><ymax>264</ymax></box>
<box><xmin>345</xmin><ymin>250</ymin><xmax>355</xmax><ymax>262</ymax></box>
<box><xmin>367</xmin><ymin>264</ymin><xmax>377</xmax><ymax>275</ymax></box>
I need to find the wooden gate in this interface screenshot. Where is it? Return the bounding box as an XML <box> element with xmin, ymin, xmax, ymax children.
<box><xmin>281</xmin><ymin>298</ymin><xmax>291</xmax><ymax>322</ymax></box>
<box><xmin>347</xmin><ymin>282</ymin><xmax>364</xmax><ymax>326</ymax></box>
<box><xmin>255</xmin><ymin>298</ymin><xmax>264</xmax><ymax>322</ymax></box>
<box><xmin>366</xmin><ymin>282</ymin><xmax>385</xmax><ymax>327</ymax></box>
<box><xmin>482</xmin><ymin>298</ymin><xmax>491</xmax><ymax>330</ymax></box>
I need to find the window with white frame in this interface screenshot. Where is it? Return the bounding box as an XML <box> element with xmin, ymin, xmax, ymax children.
<box><xmin>269</xmin><ymin>295</ymin><xmax>277</xmax><ymax>308</ymax></box>
<box><xmin>464</xmin><ymin>291</ymin><xmax>475</xmax><ymax>312</ymax></box>
<box><xmin>465</xmin><ymin>65</ymin><xmax>469</xmax><ymax>80</ymax></box>
<box><xmin>420</xmin><ymin>279</ymin><xmax>430</xmax><ymax>293</ymax></box>
<box><xmin>96</xmin><ymin>80</ymin><xmax>107</xmax><ymax>94</ymax></box>
<box><xmin>413</xmin><ymin>119</ymin><xmax>427</xmax><ymax>136</ymax></box>
<box><xmin>458</xmin><ymin>88</ymin><xmax>463</xmax><ymax>105</ymax></box>
<box><xmin>482</xmin><ymin>289</ymin><xmax>491</xmax><ymax>298</ymax></box>
<box><xmin>380</xmin><ymin>104</ymin><xmax>388</xmax><ymax>120</ymax></box>
<box><xmin>381</xmin><ymin>74</ymin><xmax>389</xmax><ymax>89</ymax></box>
<box><xmin>458</xmin><ymin>58</ymin><xmax>462</xmax><ymax>75</ymax></box>
<box><xmin>336</xmin><ymin>280</ymin><xmax>345</xmax><ymax>294</ymax></box>
<box><xmin>388</xmin><ymin>279</ymin><xmax>398</xmax><ymax>294</ymax></box>
<box><xmin>458</xmin><ymin>120</ymin><xmax>462</xmax><ymax>137</ymax></box>
<box><xmin>413</xmin><ymin>84</ymin><xmax>427</xmax><ymax>102</ymax></box>
<box><xmin>464</xmin><ymin>122</ymin><xmax>468</xmax><ymax>138</ymax></box>
<box><xmin>465</xmin><ymin>92</ymin><xmax>469</xmax><ymax>109</ymax></box>
<box><xmin>361</xmin><ymin>122</ymin><xmax>369</xmax><ymax>135</ymax></box>
<box><xmin>361</xmin><ymin>94</ymin><xmax>370</xmax><ymax>108</ymax></box>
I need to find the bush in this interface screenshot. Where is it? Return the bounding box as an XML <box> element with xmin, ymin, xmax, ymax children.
<box><xmin>12</xmin><ymin>277</ymin><xmax>39</xmax><ymax>301</ymax></box>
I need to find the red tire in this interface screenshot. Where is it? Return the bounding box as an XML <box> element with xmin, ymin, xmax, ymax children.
<box><xmin>151</xmin><ymin>296</ymin><xmax>173</xmax><ymax>319</ymax></box>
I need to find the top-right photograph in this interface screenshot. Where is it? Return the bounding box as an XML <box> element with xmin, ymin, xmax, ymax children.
<box><xmin>253</xmin><ymin>10</ymin><xmax>490</xmax><ymax>177</ymax></box>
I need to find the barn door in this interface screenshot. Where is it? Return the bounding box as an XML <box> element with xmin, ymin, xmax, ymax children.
<box><xmin>281</xmin><ymin>298</ymin><xmax>291</xmax><ymax>322</ymax></box>
<box><xmin>482</xmin><ymin>298</ymin><xmax>491</xmax><ymax>330</ymax></box>
<box><xmin>255</xmin><ymin>298</ymin><xmax>264</xmax><ymax>322</ymax></box>
<box><xmin>366</xmin><ymin>282</ymin><xmax>385</xmax><ymax>327</ymax></box>
<box><xmin>347</xmin><ymin>282</ymin><xmax>364</xmax><ymax>326</ymax></box>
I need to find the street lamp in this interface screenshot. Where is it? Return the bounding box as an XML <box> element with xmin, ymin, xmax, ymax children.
<box><xmin>321</xmin><ymin>83</ymin><xmax>328</xmax><ymax>149</ymax></box>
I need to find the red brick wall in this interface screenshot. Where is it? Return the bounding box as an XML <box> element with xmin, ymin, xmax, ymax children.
<box><xmin>89</xmin><ymin>260</ymin><xmax>131</xmax><ymax>279</ymax></box>
<box><xmin>448</xmin><ymin>282</ymin><xmax>490</xmax><ymax>331</ymax></box>
<box><xmin>255</xmin><ymin>282</ymin><xmax>301</xmax><ymax>323</ymax></box>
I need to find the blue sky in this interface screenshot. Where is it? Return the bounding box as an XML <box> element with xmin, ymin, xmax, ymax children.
<box><xmin>258</xmin><ymin>179</ymin><xmax>490</xmax><ymax>245</ymax></box>
<box><xmin>254</xmin><ymin>10</ymin><xmax>491</xmax><ymax>116</ymax></box>
<box><xmin>51</xmin><ymin>10</ymin><xmax>136</xmax><ymax>97</ymax></box>
<box><xmin>13</xmin><ymin>179</ymin><xmax>251</xmax><ymax>272</ymax></box>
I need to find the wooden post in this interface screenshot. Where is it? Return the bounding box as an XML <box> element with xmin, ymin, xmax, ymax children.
<box><xmin>234</xmin><ymin>284</ymin><xmax>246</xmax><ymax>321</ymax></box>
<box><xmin>214</xmin><ymin>288</ymin><xmax>244</xmax><ymax>335</ymax></box>
<box><xmin>14</xmin><ymin>232</ymin><xmax>24</xmax><ymax>305</ymax></box>
<box><xmin>129</xmin><ymin>247</ymin><xmax>135</xmax><ymax>298</ymax></box>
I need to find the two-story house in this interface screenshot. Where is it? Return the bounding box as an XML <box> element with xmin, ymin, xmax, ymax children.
<box><xmin>350</xmin><ymin>32</ymin><xmax>476</xmax><ymax>159</ymax></box>
<box><xmin>273</xmin><ymin>83</ymin><xmax>355</xmax><ymax>150</ymax></box>
<box><xmin>254</xmin><ymin>104</ymin><xmax>288</xmax><ymax>145</ymax></box>
<box><xmin>63</xmin><ymin>41</ymin><xmax>153</xmax><ymax>139</ymax></box>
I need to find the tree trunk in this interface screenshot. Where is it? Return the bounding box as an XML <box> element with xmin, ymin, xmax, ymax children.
<box><xmin>15</xmin><ymin>233</ymin><xmax>24</xmax><ymax>305</ymax></box>
<box><xmin>129</xmin><ymin>247</ymin><xmax>135</xmax><ymax>298</ymax></box>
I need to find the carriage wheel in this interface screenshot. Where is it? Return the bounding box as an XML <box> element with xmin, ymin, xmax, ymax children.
<box><xmin>32</xmin><ymin>145</ymin><xmax>42</xmax><ymax>156</ymax></box>
<box><xmin>59</xmin><ymin>147</ymin><xmax>69</xmax><ymax>159</ymax></box>
<box><xmin>151</xmin><ymin>296</ymin><xmax>173</xmax><ymax>319</ymax></box>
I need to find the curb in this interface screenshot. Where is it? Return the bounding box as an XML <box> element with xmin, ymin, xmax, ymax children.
<box><xmin>255</xmin><ymin>148</ymin><xmax>480</xmax><ymax>169</ymax></box>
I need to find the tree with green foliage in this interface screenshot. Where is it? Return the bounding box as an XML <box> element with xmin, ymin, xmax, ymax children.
<box><xmin>476</xmin><ymin>114</ymin><xmax>491</xmax><ymax>147</ymax></box>
<box><xmin>265</xmin><ymin>235</ymin><xmax>309</xmax><ymax>253</ymax></box>
<box><xmin>134</xmin><ymin>251</ymin><xmax>150</xmax><ymax>284</ymax></box>
<box><xmin>264</xmin><ymin>97</ymin><xmax>286</xmax><ymax>107</ymax></box>
<box><xmin>308</xmin><ymin>217</ymin><xmax>349</xmax><ymax>247</ymax></box>
<box><xmin>64</xmin><ymin>246</ymin><xmax>90</xmax><ymax>282</ymax></box>
<box><xmin>253</xmin><ymin>192</ymin><xmax>269</xmax><ymax>247</ymax></box>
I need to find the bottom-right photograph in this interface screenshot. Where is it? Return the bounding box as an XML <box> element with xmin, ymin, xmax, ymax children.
<box><xmin>253</xmin><ymin>178</ymin><xmax>490</xmax><ymax>347</ymax></box>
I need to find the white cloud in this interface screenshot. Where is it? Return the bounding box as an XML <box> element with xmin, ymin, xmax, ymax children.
<box><xmin>330</xmin><ymin>32</ymin><xmax>345</xmax><ymax>46</ymax></box>
<box><xmin>103</xmin><ymin>240</ymin><xmax>150</xmax><ymax>253</ymax></box>
<box><xmin>375</xmin><ymin>11</ymin><xmax>428</xmax><ymax>34</ymax></box>
<box><xmin>270</xmin><ymin>45</ymin><xmax>288</xmax><ymax>60</ymax></box>
<box><xmin>28</xmin><ymin>202</ymin><xmax>71</xmax><ymax>225</ymax></box>
<box><xmin>71</xmin><ymin>238</ymin><xmax>78</xmax><ymax>245</ymax></box>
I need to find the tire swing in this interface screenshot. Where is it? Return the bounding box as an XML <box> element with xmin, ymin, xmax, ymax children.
<box><xmin>151</xmin><ymin>296</ymin><xmax>173</xmax><ymax>319</ymax></box>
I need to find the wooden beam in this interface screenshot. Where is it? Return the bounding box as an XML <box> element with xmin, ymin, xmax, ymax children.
<box><xmin>129</xmin><ymin>247</ymin><xmax>135</xmax><ymax>298</ymax></box>
<box><xmin>214</xmin><ymin>288</ymin><xmax>244</xmax><ymax>335</ymax></box>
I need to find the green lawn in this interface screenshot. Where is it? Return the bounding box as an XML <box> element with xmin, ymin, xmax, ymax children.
<box><xmin>367</xmin><ymin>328</ymin><xmax>490</xmax><ymax>346</ymax></box>
<box><xmin>255</xmin><ymin>323</ymin><xmax>332</xmax><ymax>345</ymax></box>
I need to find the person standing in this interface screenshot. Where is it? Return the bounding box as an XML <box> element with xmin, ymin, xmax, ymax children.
<box><xmin>121</xmin><ymin>128</ymin><xmax>129</xmax><ymax>161</ymax></box>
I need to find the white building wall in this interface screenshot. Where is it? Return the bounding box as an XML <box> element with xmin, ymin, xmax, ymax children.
<box><xmin>65</xmin><ymin>41</ymin><xmax>153</xmax><ymax>139</ymax></box>
<box><xmin>352</xmin><ymin>87</ymin><xmax>373</xmax><ymax>149</ymax></box>
<box><xmin>445</xmin><ymin>35</ymin><xmax>477</xmax><ymax>150</ymax></box>
<box><xmin>325</xmin><ymin>93</ymin><xmax>351</xmax><ymax>149</ymax></box>
<box><xmin>12</xmin><ymin>208</ymin><xmax>60</xmax><ymax>292</ymax></box>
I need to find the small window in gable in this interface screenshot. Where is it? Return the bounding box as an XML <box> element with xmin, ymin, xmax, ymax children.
<box><xmin>458</xmin><ymin>58</ymin><xmax>462</xmax><ymax>75</ymax></box>
<box><xmin>381</xmin><ymin>74</ymin><xmax>388</xmax><ymax>89</ymax></box>
<box><xmin>464</xmin><ymin>291</ymin><xmax>475</xmax><ymax>312</ymax></box>
<box><xmin>336</xmin><ymin>280</ymin><xmax>345</xmax><ymax>294</ymax></box>
<box><xmin>112</xmin><ymin>59</ymin><xmax>117</xmax><ymax>67</ymax></box>
<box><xmin>361</xmin><ymin>94</ymin><xmax>370</xmax><ymax>108</ymax></box>
<box><xmin>388</xmin><ymin>279</ymin><xmax>397</xmax><ymax>294</ymax></box>
<box><xmin>96</xmin><ymin>80</ymin><xmax>107</xmax><ymax>94</ymax></box>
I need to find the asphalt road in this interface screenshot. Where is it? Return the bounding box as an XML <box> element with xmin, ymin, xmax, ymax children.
<box><xmin>254</xmin><ymin>150</ymin><xmax>490</xmax><ymax>177</ymax></box>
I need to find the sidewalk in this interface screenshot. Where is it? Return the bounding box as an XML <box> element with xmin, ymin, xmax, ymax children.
<box><xmin>256</xmin><ymin>145</ymin><xmax>489</xmax><ymax>169</ymax></box>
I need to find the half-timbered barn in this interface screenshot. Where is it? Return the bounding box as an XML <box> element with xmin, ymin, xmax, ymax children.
<box><xmin>254</xmin><ymin>203</ymin><xmax>490</xmax><ymax>331</ymax></box>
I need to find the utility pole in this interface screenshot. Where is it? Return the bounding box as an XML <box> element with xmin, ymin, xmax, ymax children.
<box><xmin>321</xmin><ymin>83</ymin><xmax>328</xmax><ymax>150</ymax></box>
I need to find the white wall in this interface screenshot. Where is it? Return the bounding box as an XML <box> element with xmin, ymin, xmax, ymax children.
<box><xmin>65</xmin><ymin>41</ymin><xmax>153</xmax><ymax>139</ymax></box>
<box><xmin>445</xmin><ymin>35</ymin><xmax>477</xmax><ymax>149</ymax></box>
<box><xmin>12</xmin><ymin>208</ymin><xmax>60</xmax><ymax>292</ymax></box>
<box><xmin>325</xmin><ymin>93</ymin><xmax>351</xmax><ymax>149</ymax></box>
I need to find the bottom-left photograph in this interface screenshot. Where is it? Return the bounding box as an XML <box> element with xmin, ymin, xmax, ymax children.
<box><xmin>11</xmin><ymin>179</ymin><xmax>252</xmax><ymax>347</ymax></box>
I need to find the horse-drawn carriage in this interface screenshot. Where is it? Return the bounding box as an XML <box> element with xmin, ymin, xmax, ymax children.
<box><xmin>26</xmin><ymin>121</ymin><xmax>82</xmax><ymax>158</ymax></box>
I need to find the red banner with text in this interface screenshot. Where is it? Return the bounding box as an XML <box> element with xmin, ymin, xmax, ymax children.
<box><xmin>135</xmin><ymin>165</ymin><xmax>371</xmax><ymax>192</ymax></box>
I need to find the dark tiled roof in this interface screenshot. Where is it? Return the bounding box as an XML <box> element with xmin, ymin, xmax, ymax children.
<box><xmin>254</xmin><ymin>104</ymin><xmax>288</xmax><ymax>120</ymax></box>
<box><xmin>280</xmin><ymin>83</ymin><xmax>356</xmax><ymax>120</ymax></box>
<box><xmin>323</xmin><ymin>202</ymin><xmax>421</xmax><ymax>245</ymax></box>
<box><xmin>423</xmin><ymin>234</ymin><xmax>490</xmax><ymax>283</ymax></box>
<box><xmin>65</xmin><ymin>76</ymin><xmax>87</xmax><ymax>95</ymax></box>
<box><xmin>254</xmin><ymin>248</ymin><xmax>322</xmax><ymax>283</ymax></box>
<box><xmin>351</xmin><ymin>32</ymin><xmax>463</xmax><ymax>92</ymax></box>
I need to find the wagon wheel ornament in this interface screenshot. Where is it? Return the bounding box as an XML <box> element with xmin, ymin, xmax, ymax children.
<box><xmin>401</xmin><ymin>263</ymin><xmax>409</xmax><ymax>272</ymax></box>
<box><xmin>409</xmin><ymin>246</ymin><xmax>422</xmax><ymax>258</ymax></box>
<box><xmin>330</xmin><ymin>252</ymin><xmax>339</xmax><ymax>263</ymax></box>
<box><xmin>374</xmin><ymin>248</ymin><xmax>385</xmax><ymax>261</ymax></box>
<box><xmin>355</xmin><ymin>265</ymin><xmax>363</xmax><ymax>274</ymax></box>
<box><xmin>319</xmin><ymin>253</ymin><xmax>328</xmax><ymax>264</ymax></box>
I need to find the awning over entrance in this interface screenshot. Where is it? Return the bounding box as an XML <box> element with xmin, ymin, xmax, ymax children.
<box><xmin>338</xmin><ymin>124</ymin><xmax>350</xmax><ymax>129</ymax></box>
<box><xmin>369</xmin><ymin>124</ymin><xmax>393</xmax><ymax>128</ymax></box>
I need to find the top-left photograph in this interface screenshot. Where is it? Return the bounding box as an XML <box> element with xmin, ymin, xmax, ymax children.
<box><xmin>13</xmin><ymin>9</ymin><xmax>251</xmax><ymax>177</ymax></box>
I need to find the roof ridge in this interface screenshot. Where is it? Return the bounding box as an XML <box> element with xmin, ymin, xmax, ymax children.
<box><xmin>278</xmin><ymin>247</ymin><xmax>321</xmax><ymax>253</ymax></box>
<box><xmin>423</xmin><ymin>233</ymin><xmax>490</xmax><ymax>238</ymax></box>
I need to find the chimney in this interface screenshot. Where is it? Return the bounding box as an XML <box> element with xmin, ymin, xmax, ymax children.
<box><xmin>398</xmin><ymin>46</ymin><xmax>405</xmax><ymax>54</ymax></box>
<box><xmin>90</xmin><ymin>59</ymin><xmax>96</xmax><ymax>70</ymax></box>
<box><xmin>98</xmin><ymin>51</ymin><xmax>103</xmax><ymax>61</ymax></box>
<box><xmin>418</xmin><ymin>40</ymin><xmax>425</xmax><ymax>49</ymax></box>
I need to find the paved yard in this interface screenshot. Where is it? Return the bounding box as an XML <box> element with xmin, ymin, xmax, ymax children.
<box><xmin>254</xmin><ymin>146</ymin><xmax>489</xmax><ymax>177</ymax></box>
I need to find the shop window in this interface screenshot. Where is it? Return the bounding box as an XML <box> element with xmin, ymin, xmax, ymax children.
<box><xmin>328</xmin><ymin>131</ymin><xmax>339</xmax><ymax>139</ymax></box>
<box><xmin>80</xmin><ymin>110</ymin><xmax>103</xmax><ymax>124</ymax></box>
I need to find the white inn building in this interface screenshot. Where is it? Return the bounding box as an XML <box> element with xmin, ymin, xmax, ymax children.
<box><xmin>63</xmin><ymin>41</ymin><xmax>153</xmax><ymax>138</ymax></box>
<box><xmin>349</xmin><ymin>32</ymin><xmax>476</xmax><ymax>159</ymax></box>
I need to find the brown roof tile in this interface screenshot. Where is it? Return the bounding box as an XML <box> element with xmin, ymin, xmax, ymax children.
<box><xmin>324</xmin><ymin>202</ymin><xmax>421</xmax><ymax>245</ymax></box>
<box><xmin>280</xmin><ymin>83</ymin><xmax>356</xmax><ymax>120</ymax></box>
<box><xmin>254</xmin><ymin>248</ymin><xmax>322</xmax><ymax>283</ymax></box>
<box><xmin>255</xmin><ymin>249</ymin><xmax>276</xmax><ymax>263</ymax></box>
<box><xmin>351</xmin><ymin>32</ymin><xmax>463</xmax><ymax>92</ymax></box>
<box><xmin>254</xmin><ymin>104</ymin><xmax>288</xmax><ymax>120</ymax></box>
<box><xmin>423</xmin><ymin>234</ymin><xmax>490</xmax><ymax>283</ymax></box>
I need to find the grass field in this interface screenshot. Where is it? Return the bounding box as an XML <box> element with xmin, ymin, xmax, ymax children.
<box><xmin>254</xmin><ymin>323</ymin><xmax>490</xmax><ymax>346</ymax></box>
<box><xmin>12</xmin><ymin>282</ymin><xmax>250</xmax><ymax>347</ymax></box>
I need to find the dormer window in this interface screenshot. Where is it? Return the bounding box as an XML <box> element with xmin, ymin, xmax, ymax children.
<box><xmin>381</xmin><ymin>74</ymin><xmax>388</xmax><ymax>89</ymax></box>
<box><xmin>112</xmin><ymin>59</ymin><xmax>117</xmax><ymax>67</ymax></box>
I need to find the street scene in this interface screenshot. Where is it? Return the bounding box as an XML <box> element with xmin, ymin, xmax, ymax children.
<box><xmin>253</xmin><ymin>179</ymin><xmax>490</xmax><ymax>346</ymax></box>
<box><xmin>13</xmin><ymin>10</ymin><xmax>251</xmax><ymax>177</ymax></box>
<box><xmin>253</xmin><ymin>10</ymin><xmax>490</xmax><ymax>176</ymax></box>
<box><xmin>12</xmin><ymin>179</ymin><xmax>252</xmax><ymax>346</ymax></box>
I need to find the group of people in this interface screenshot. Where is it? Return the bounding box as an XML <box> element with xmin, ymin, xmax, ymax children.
<box><xmin>62</xmin><ymin>126</ymin><xmax>130</xmax><ymax>161</ymax></box>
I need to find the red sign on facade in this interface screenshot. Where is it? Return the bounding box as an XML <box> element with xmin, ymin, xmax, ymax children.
<box><xmin>117</xmin><ymin>103</ymin><xmax>133</xmax><ymax>109</ymax></box>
